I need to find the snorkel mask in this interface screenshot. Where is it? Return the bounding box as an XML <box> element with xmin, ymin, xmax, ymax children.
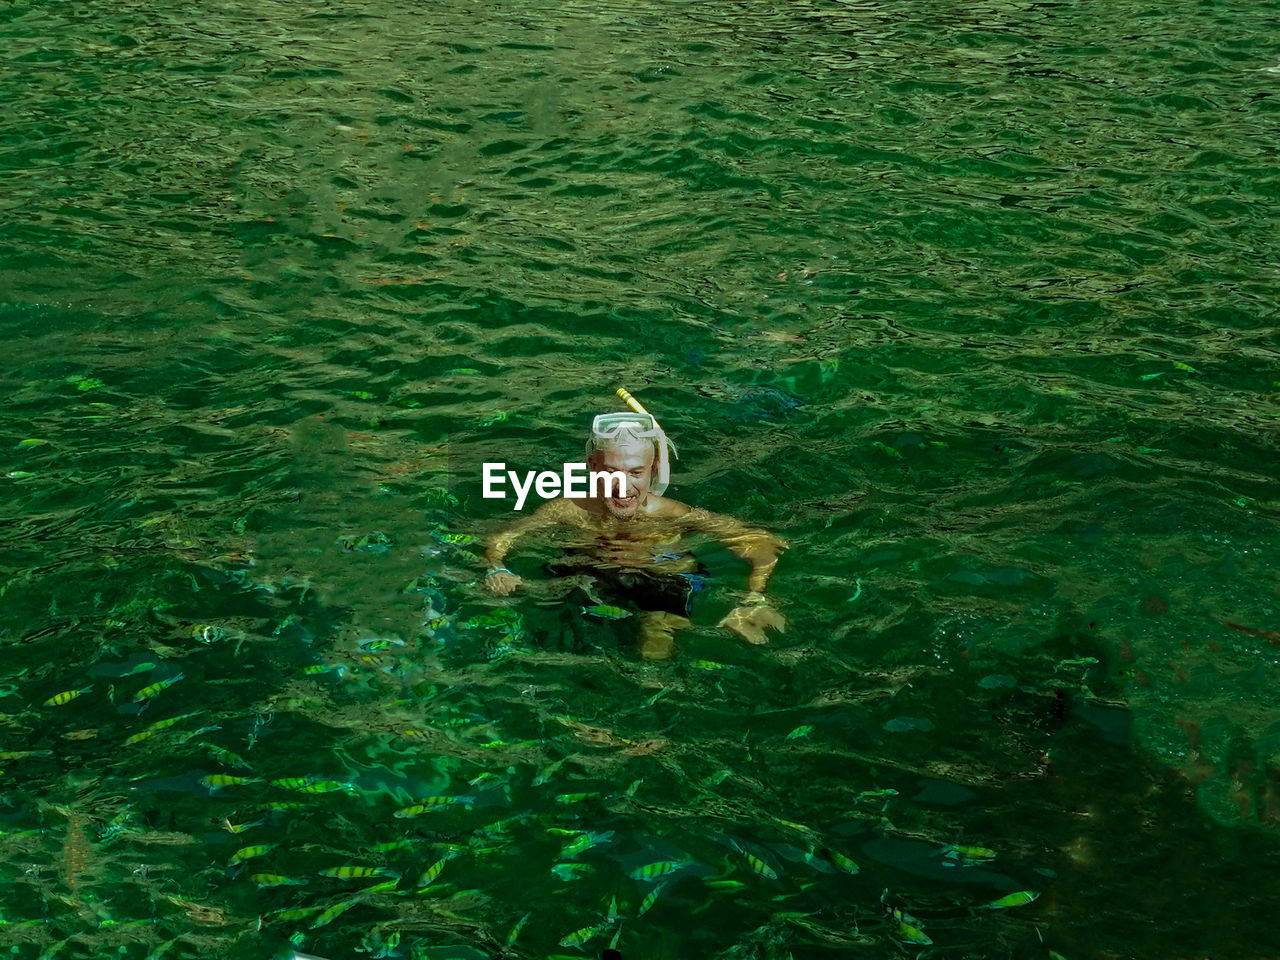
<box><xmin>586</xmin><ymin>389</ymin><xmax>678</xmax><ymax>497</ymax></box>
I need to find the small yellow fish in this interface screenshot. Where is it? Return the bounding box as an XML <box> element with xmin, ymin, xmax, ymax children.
<box><xmin>559</xmin><ymin>835</ymin><xmax>592</xmax><ymax>859</ymax></box>
<box><xmin>145</xmin><ymin>712</ymin><xmax>200</xmax><ymax>732</ymax></box>
<box><xmin>437</xmin><ymin>532</ymin><xmax>475</xmax><ymax>544</ymax></box>
<box><xmin>581</xmin><ymin>604</ymin><xmax>631</xmax><ymax>620</ymax></box>
<box><xmin>416</xmin><ymin>856</ymin><xmax>450</xmax><ymax>888</ymax></box>
<box><xmin>742</xmin><ymin>851</ymin><xmax>777</xmax><ymax>879</ymax></box>
<box><xmin>199</xmin><ymin>774</ymin><xmax>259</xmax><ymax>790</ymax></box>
<box><xmin>319</xmin><ymin>865</ymin><xmax>397</xmax><ymax>879</ymax></box>
<box><xmin>559</xmin><ymin>830</ymin><xmax>613</xmax><ymax>859</ymax></box>
<box><xmin>550</xmin><ymin>862</ymin><xmax>594</xmax><ymax>881</ymax></box>
<box><xmin>125</xmin><ymin>714</ymin><xmax>188</xmax><ymax>743</ymax></box>
<box><xmin>132</xmin><ymin>673</ymin><xmax>185</xmax><ymax>702</ymax></box>
<box><xmin>507</xmin><ymin>910</ymin><xmax>532</xmax><ymax>946</ymax></box>
<box><xmin>819</xmin><ymin>848</ymin><xmax>859</xmax><ymax>874</ymax></box>
<box><xmin>204</xmin><ymin>744</ymin><xmax>250</xmax><ymax>769</ymax></box>
<box><xmin>393</xmin><ymin>796</ymin><xmax>470</xmax><ymax>818</ymax></box>
<box><xmin>271</xmin><ymin>777</ymin><xmax>312</xmax><ymax>789</ymax></box>
<box><xmin>941</xmin><ymin>844</ymin><xmax>995</xmax><ymax>864</ymax></box>
<box><xmin>554</xmin><ymin>792</ymin><xmax>602</xmax><ymax>804</ymax></box>
<box><xmin>983</xmin><ymin>890</ymin><xmax>1039</xmax><ymax>909</ymax></box>
<box><xmin>893</xmin><ymin>908</ymin><xmax>931</xmax><ymax>945</ymax></box>
<box><xmin>638</xmin><ymin>881</ymin><xmax>667</xmax><ymax>916</ymax></box>
<box><xmin>629</xmin><ymin>860</ymin><xmax>687</xmax><ymax>881</ymax></box>
<box><xmin>310</xmin><ymin>898</ymin><xmax>361</xmax><ymax>928</ymax></box>
<box><xmin>297</xmin><ymin>780</ymin><xmax>353</xmax><ymax>794</ymax></box>
<box><xmin>228</xmin><ymin>843</ymin><xmax>275</xmax><ymax>866</ymax></box>
<box><xmin>371</xmin><ymin>839</ymin><xmax>417</xmax><ymax>853</ymax></box>
<box><xmin>44</xmin><ymin>686</ymin><xmax>92</xmax><ymax>707</ymax></box>
<box><xmin>250</xmin><ymin>874</ymin><xmax>306</xmax><ymax>887</ymax></box>
<box><xmin>559</xmin><ymin>923</ymin><xmax>608</xmax><ymax>948</ymax></box>
<box><xmin>774</xmin><ymin>818</ymin><xmax>814</xmax><ymax>834</ymax></box>
<box><xmin>224</xmin><ymin>817</ymin><xmax>265</xmax><ymax>834</ymax></box>
<box><xmin>301</xmin><ymin>663</ymin><xmax>342</xmax><ymax>676</ymax></box>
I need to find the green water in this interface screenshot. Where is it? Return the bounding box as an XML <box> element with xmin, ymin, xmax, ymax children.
<box><xmin>3</xmin><ymin>0</ymin><xmax>1279</xmax><ymax>957</ymax></box>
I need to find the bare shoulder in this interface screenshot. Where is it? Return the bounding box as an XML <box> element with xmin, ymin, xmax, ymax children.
<box><xmin>540</xmin><ymin>497</ymin><xmax>591</xmax><ymax>525</ymax></box>
<box><xmin>646</xmin><ymin>495</ymin><xmax>707</xmax><ymax>522</ymax></box>
<box><xmin>507</xmin><ymin>497</ymin><xmax>588</xmax><ymax>530</ymax></box>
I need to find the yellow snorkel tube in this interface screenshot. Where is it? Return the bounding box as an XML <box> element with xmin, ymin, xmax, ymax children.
<box><xmin>615</xmin><ymin>387</ymin><xmax>650</xmax><ymax>417</ymax></box>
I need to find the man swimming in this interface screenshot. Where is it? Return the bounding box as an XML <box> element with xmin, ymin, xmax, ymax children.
<box><xmin>482</xmin><ymin>400</ymin><xmax>785</xmax><ymax>660</ymax></box>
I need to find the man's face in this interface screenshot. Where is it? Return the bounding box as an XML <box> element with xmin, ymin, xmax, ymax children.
<box><xmin>590</xmin><ymin>440</ymin><xmax>655</xmax><ymax>520</ymax></box>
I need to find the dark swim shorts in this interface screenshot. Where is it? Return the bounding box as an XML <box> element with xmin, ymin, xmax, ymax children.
<box><xmin>545</xmin><ymin>562</ymin><xmax>706</xmax><ymax>618</ymax></box>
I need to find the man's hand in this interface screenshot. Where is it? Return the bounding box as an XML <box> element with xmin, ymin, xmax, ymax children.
<box><xmin>484</xmin><ymin>570</ymin><xmax>523</xmax><ymax>596</ymax></box>
<box><xmin>718</xmin><ymin>601</ymin><xmax>786</xmax><ymax>645</ymax></box>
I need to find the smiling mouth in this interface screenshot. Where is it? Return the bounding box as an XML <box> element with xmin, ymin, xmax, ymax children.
<box><xmin>611</xmin><ymin>494</ymin><xmax>638</xmax><ymax>506</ymax></box>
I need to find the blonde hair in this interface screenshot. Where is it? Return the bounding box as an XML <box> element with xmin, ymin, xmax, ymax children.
<box><xmin>585</xmin><ymin>432</ymin><xmax>656</xmax><ymax>464</ymax></box>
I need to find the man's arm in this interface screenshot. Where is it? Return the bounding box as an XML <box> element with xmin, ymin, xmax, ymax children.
<box><xmin>679</xmin><ymin>506</ymin><xmax>787</xmax><ymax>645</ymax></box>
<box><xmin>681</xmin><ymin>507</ymin><xmax>785</xmax><ymax>594</ymax></box>
<box><xmin>482</xmin><ymin>498</ymin><xmax>575</xmax><ymax>594</ymax></box>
